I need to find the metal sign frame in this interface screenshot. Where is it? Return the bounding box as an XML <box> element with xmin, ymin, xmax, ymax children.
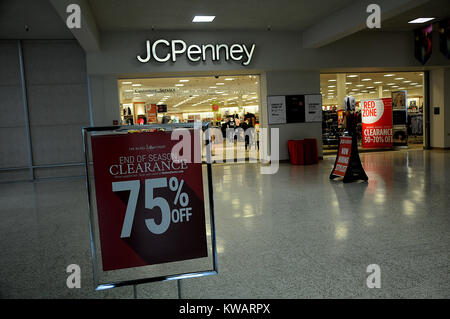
<box><xmin>82</xmin><ymin>122</ymin><xmax>218</xmax><ymax>291</ymax></box>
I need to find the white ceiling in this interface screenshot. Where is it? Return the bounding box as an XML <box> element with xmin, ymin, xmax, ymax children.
<box><xmin>0</xmin><ymin>0</ymin><xmax>74</xmax><ymax>39</ymax></box>
<box><xmin>321</xmin><ymin>71</ymin><xmax>425</xmax><ymax>105</ymax></box>
<box><xmin>87</xmin><ymin>0</ymin><xmax>355</xmax><ymax>31</ymax></box>
<box><xmin>381</xmin><ymin>0</ymin><xmax>450</xmax><ymax>31</ymax></box>
<box><xmin>119</xmin><ymin>75</ymin><xmax>260</xmax><ymax>113</ymax></box>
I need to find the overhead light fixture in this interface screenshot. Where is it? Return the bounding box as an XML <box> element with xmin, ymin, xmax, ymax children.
<box><xmin>225</xmin><ymin>78</ymin><xmax>234</xmax><ymax>81</ymax></box>
<box><xmin>122</xmin><ymin>81</ymin><xmax>132</xmax><ymax>85</ymax></box>
<box><xmin>346</xmin><ymin>82</ymin><xmax>352</xmax><ymax>85</ymax></box>
<box><xmin>408</xmin><ymin>18</ymin><xmax>435</xmax><ymax>24</ymax></box>
<box><xmin>328</xmin><ymin>79</ymin><xmax>336</xmax><ymax>82</ymax></box>
<box><xmin>209</xmin><ymin>86</ymin><xmax>217</xmax><ymax>89</ymax></box>
<box><xmin>193</xmin><ymin>15</ymin><xmax>215</xmax><ymax>23</ymax></box>
<box><xmin>347</xmin><ymin>75</ymin><xmax>358</xmax><ymax>78</ymax></box>
<box><xmin>216</xmin><ymin>83</ymin><xmax>225</xmax><ymax>85</ymax></box>
<box><xmin>179</xmin><ymin>79</ymin><xmax>190</xmax><ymax>82</ymax></box>
<box><xmin>394</xmin><ymin>77</ymin><xmax>405</xmax><ymax>80</ymax></box>
<box><xmin>361</xmin><ymin>78</ymin><xmax>371</xmax><ymax>81</ymax></box>
<box><xmin>175</xmin><ymin>84</ymin><xmax>184</xmax><ymax>86</ymax></box>
<box><xmin>374</xmin><ymin>81</ymin><xmax>382</xmax><ymax>84</ymax></box>
<box><xmin>356</xmin><ymin>84</ymin><xmax>364</xmax><ymax>87</ymax></box>
<box><xmin>328</xmin><ymin>85</ymin><xmax>336</xmax><ymax>88</ymax></box>
<box><xmin>384</xmin><ymin>74</ymin><xmax>395</xmax><ymax>77</ymax></box>
<box><xmin>132</xmin><ymin>84</ymin><xmax>142</xmax><ymax>87</ymax></box>
<box><xmin>125</xmin><ymin>89</ymin><xmax>133</xmax><ymax>92</ymax></box>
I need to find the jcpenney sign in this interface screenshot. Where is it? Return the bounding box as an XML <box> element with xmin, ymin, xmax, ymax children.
<box><xmin>137</xmin><ymin>40</ymin><xmax>256</xmax><ymax>66</ymax></box>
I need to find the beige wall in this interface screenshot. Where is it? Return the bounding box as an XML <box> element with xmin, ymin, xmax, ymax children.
<box><xmin>429</xmin><ymin>68</ymin><xmax>450</xmax><ymax>149</ymax></box>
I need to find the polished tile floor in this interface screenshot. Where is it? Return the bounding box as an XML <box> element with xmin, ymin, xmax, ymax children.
<box><xmin>0</xmin><ymin>149</ymin><xmax>449</xmax><ymax>298</ymax></box>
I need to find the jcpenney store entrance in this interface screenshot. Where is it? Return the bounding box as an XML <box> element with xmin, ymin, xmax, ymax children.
<box><xmin>118</xmin><ymin>75</ymin><xmax>261</xmax><ymax>162</ymax></box>
<box><xmin>320</xmin><ymin>71</ymin><xmax>426</xmax><ymax>155</ymax></box>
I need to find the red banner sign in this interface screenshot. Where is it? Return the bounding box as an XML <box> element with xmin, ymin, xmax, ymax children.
<box><xmin>332</xmin><ymin>136</ymin><xmax>352</xmax><ymax>177</ymax></box>
<box><xmin>90</xmin><ymin>131</ymin><xmax>207</xmax><ymax>271</ymax></box>
<box><xmin>362</xmin><ymin>98</ymin><xmax>393</xmax><ymax>149</ymax></box>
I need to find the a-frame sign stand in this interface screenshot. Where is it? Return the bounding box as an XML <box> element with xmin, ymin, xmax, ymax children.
<box><xmin>330</xmin><ymin>135</ymin><xmax>368</xmax><ymax>183</ymax></box>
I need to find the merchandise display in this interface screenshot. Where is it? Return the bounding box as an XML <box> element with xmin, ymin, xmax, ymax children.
<box><xmin>321</xmin><ymin>71</ymin><xmax>424</xmax><ymax>152</ymax></box>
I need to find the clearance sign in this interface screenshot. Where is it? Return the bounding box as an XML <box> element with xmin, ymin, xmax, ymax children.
<box><xmin>362</xmin><ymin>98</ymin><xmax>393</xmax><ymax>149</ymax></box>
<box><xmin>90</xmin><ymin>131</ymin><xmax>207</xmax><ymax>271</ymax></box>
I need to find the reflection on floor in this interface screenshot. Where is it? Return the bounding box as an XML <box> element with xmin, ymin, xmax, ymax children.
<box><xmin>0</xmin><ymin>149</ymin><xmax>449</xmax><ymax>298</ymax></box>
<box><xmin>323</xmin><ymin>143</ymin><xmax>424</xmax><ymax>156</ymax></box>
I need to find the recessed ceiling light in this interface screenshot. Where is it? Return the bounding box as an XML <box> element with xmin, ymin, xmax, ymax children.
<box><xmin>347</xmin><ymin>75</ymin><xmax>358</xmax><ymax>78</ymax></box>
<box><xmin>209</xmin><ymin>86</ymin><xmax>217</xmax><ymax>89</ymax></box>
<box><xmin>394</xmin><ymin>77</ymin><xmax>405</xmax><ymax>80</ymax></box>
<box><xmin>408</xmin><ymin>18</ymin><xmax>435</xmax><ymax>24</ymax></box>
<box><xmin>403</xmin><ymin>80</ymin><xmax>411</xmax><ymax>83</ymax></box>
<box><xmin>175</xmin><ymin>84</ymin><xmax>184</xmax><ymax>86</ymax></box>
<box><xmin>346</xmin><ymin>82</ymin><xmax>352</xmax><ymax>85</ymax></box>
<box><xmin>125</xmin><ymin>90</ymin><xmax>133</xmax><ymax>92</ymax></box>
<box><xmin>179</xmin><ymin>79</ymin><xmax>190</xmax><ymax>82</ymax></box>
<box><xmin>374</xmin><ymin>81</ymin><xmax>382</xmax><ymax>84</ymax></box>
<box><xmin>132</xmin><ymin>84</ymin><xmax>142</xmax><ymax>87</ymax></box>
<box><xmin>122</xmin><ymin>81</ymin><xmax>132</xmax><ymax>85</ymax></box>
<box><xmin>384</xmin><ymin>74</ymin><xmax>395</xmax><ymax>77</ymax></box>
<box><xmin>361</xmin><ymin>78</ymin><xmax>371</xmax><ymax>81</ymax></box>
<box><xmin>328</xmin><ymin>85</ymin><xmax>336</xmax><ymax>88</ymax></box>
<box><xmin>387</xmin><ymin>83</ymin><xmax>396</xmax><ymax>85</ymax></box>
<box><xmin>356</xmin><ymin>84</ymin><xmax>364</xmax><ymax>87</ymax></box>
<box><xmin>216</xmin><ymin>83</ymin><xmax>224</xmax><ymax>85</ymax></box>
<box><xmin>328</xmin><ymin>79</ymin><xmax>336</xmax><ymax>82</ymax></box>
<box><xmin>193</xmin><ymin>15</ymin><xmax>215</xmax><ymax>23</ymax></box>
<box><xmin>225</xmin><ymin>78</ymin><xmax>234</xmax><ymax>81</ymax></box>
<box><xmin>146</xmin><ymin>94</ymin><xmax>154</xmax><ymax>97</ymax></box>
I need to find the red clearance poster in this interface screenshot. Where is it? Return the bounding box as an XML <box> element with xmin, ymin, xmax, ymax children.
<box><xmin>362</xmin><ymin>98</ymin><xmax>393</xmax><ymax>149</ymax></box>
<box><xmin>332</xmin><ymin>136</ymin><xmax>352</xmax><ymax>177</ymax></box>
<box><xmin>146</xmin><ymin>104</ymin><xmax>157</xmax><ymax>123</ymax></box>
<box><xmin>90</xmin><ymin>131</ymin><xmax>207</xmax><ymax>271</ymax></box>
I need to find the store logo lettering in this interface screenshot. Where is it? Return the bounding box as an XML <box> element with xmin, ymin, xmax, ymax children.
<box><xmin>137</xmin><ymin>40</ymin><xmax>256</xmax><ymax>66</ymax></box>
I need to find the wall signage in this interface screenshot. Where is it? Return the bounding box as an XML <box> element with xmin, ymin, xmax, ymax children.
<box><xmin>267</xmin><ymin>96</ymin><xmax>286</xmax><ymax>124</ymax></box>
<box><xmin>137</xmin><ymin>40</ymin><xmax>256</xmax><ymax>66</ymax></box>
<box><xmin>267</xmin><ymin>94</ymin><xmax>322</xmax><ymax>125</ymax></box>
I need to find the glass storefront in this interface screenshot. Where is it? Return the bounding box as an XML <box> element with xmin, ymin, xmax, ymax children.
<box><xmin>320</xmin><ymin>71</ymin><xmax>425</xmax><ymax>154</ymax></box>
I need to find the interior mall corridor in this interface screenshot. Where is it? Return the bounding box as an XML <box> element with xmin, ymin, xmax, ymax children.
<box><xmin>0</xmin><ymin>149</ymin><xmax>449</xmax><ymax>298</ymax></box>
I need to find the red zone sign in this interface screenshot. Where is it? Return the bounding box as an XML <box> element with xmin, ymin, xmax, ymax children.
<box><xmin>91</xmin><ymin>131</ymin><xmax>207</xmax><ymax>271</ymax></box>
<box><xmin>362</xmin><ymin>98</ymin><xmax>393</xmax><ymax>149</ymax></box>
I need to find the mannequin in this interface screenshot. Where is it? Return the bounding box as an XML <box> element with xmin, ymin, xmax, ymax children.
<box><xmin>343</xmin><ymin>96</ymin><xmax>358</xmax><ymax>137</ymax></box>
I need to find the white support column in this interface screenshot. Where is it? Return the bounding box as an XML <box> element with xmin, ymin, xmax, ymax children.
<box><xmin>336</xmin><ymin>74</ymin><xmax>347</xmax><ymax>109</ymax></box>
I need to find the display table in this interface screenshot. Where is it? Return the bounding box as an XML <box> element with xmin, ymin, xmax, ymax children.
<box><xmin>288</xmin><ymin>140</ymin><xmax>305</xmax><ymax>165</ymax></box>
<box><xmin>304</xmin><ymin>138</ymin><xmax>319</xmax><ymax>165</ymax></box>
